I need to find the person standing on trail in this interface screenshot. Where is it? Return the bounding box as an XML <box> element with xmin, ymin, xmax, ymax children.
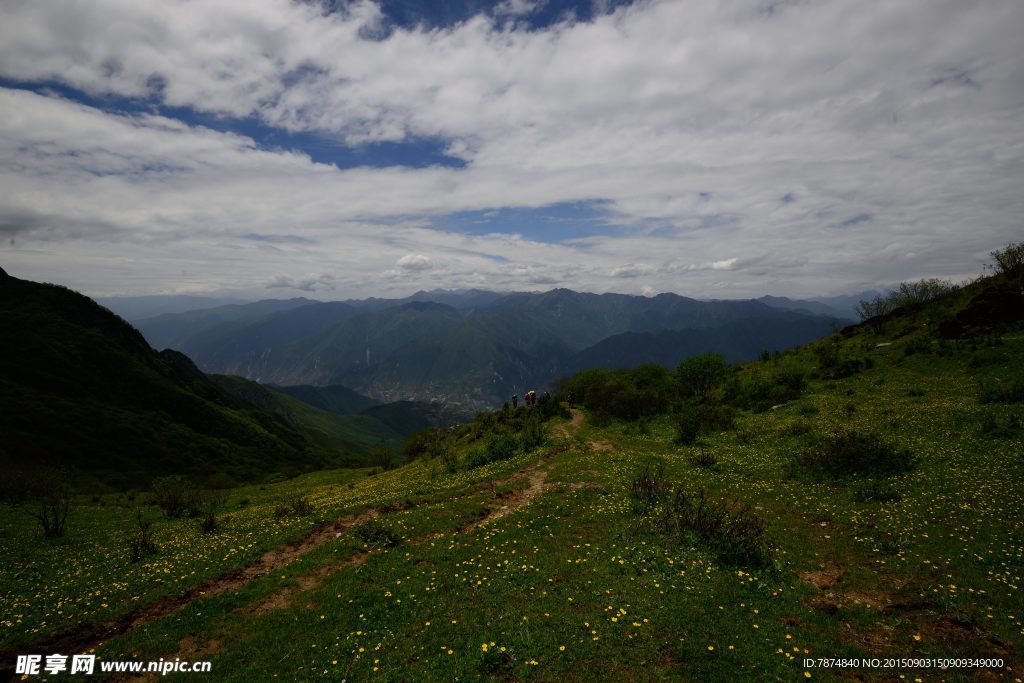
<box><xmin>512</xmin><ymin>394</ymin><xmax>518</xmax><ymax>409</ymax></box>
<box><xmin>567</xmin><ymin>391</ymin><xmax>576</xmax><ymax>409</ymax></box>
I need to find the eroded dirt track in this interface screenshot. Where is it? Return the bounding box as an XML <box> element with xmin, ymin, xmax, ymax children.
<box><xmin>1</xmin><ymin>411</ymin><xmax>587</xmax><ymax>679</ymax></box>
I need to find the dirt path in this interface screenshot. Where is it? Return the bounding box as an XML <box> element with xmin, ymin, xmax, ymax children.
<box><xmin>3</xmin><ymin>410</ymin><xmax>591</xmax><ymax>678</ymax></box>
<box><xmin>0</xmin><ymin>507</ymin><xmax>393</xmax><ymax>679</ymax></box>
<box><xmin>552</xmin><ymin>408</ymin><xmax>584</xmax><ymax>440</ymax></box>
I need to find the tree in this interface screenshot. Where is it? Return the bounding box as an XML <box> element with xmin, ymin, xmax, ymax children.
<box><xmin>989</xmin><ymin>241</ymin><xmax>1024</xmax><ymax>277</ymax></box>
<box><xmin>855</xmin><ymin>294</ymin><xmax>892</xmax><ymax>322</ymax></box>
<box><xmin>676</xmin><ymin>353</ymin><xmax>729</xmax><ymax>399</ymax></box>
<box><xmin>372</xmin><ymin>444</ymin><xmax>398</xmax><ymax>470</ymax></box>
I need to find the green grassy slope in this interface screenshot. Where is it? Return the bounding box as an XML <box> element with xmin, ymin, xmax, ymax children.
<box><xmin>271</xmin><ymin>384</ymin><xmax>380</xmax><ymax>414</ymax></box>
<box><xmin>1</xmin><ymin>260</ymin><xmax>1022</xmax><ymax>680</ymax></box>
<box><xmin>0</xmin><ymin>276</ymin><xmax>341</xmax><ymax>488</ymax></box>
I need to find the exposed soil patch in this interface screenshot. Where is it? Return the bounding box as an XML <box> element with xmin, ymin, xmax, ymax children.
<box><xmin>552</xmin><ymin>409</ymin><xmax>585</xmax><ymax>440</ymax></box>
<box><xmin>1</xmin><ymin>411</ymin><xmax>590</xmax><ymax>679</ymax></box>
<box><xmin>464</xmin><ymin>456</ymin><xmax>555</xmax><ymax>532</ymax></box>
<box><xmin>801</xmin><ymin>563</ymin><xmax>844</xmax><ymax>591</ymax></box>
<box><xmin>587</xmin><ymin>440</ymin><xmax>615</xmax><ymax>452</ymax></box>
<box><xmin>0</xmin><ymin>507</ymin><xmax>394</xmax><ymax>679</ymax></box>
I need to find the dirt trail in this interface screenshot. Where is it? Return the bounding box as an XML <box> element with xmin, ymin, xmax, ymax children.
<box><xmin>3</xmin><ymin>410</ymin><xmax>590</xmax><ymax>678</ymax></box>
<box><xmin>0</xmin><ymin>507</ymin><xmax>389</xmax><ymax>679</ymax></box>
<box><xmin>552</xmin><ymin>408</ymin><xmax>584</xmax><ymax>440</ymax></box>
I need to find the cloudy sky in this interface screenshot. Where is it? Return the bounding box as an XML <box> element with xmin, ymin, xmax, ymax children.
<box><xmin>1</xmin><ymin>0</ymin><xmax>1022</xmax><ymax>300</ymax></box>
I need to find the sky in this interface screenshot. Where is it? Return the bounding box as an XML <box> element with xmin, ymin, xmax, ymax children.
<box><xmin>0</xmin><ymin>0</ymin><xmax>1022</xmax><ymax>300</ymax></box>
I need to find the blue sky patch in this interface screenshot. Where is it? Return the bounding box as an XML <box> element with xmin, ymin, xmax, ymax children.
<box><xmin>1</xmin><ymin>78</ymin><xmax>466</xmax><ymax>170</ymax></box>
<box><xmin>435</xmin><ymin>200</ymin><xmax>623</xmax><ymax>243</ymax></box>
<box><xmin>838</xmin><ymin>212</ymin><xmax>873</xmax><ymax>227</ymax></box>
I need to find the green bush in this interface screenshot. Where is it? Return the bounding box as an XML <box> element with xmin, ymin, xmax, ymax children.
<box><xmin>676</xmin><ymin>353</ymin><xmax>729</xmax><ymax>399</ymax></box>
<box><xmin>275</xmin><ymin>496</ymin><xmax>313</xmax><ymax>518</ymax></box>
<box><xmin>852</xmin><ymin>479</ymin><xmax>901</xmax><ymax>503</ymax></box>
<box><xmin>688</xmin><ymin>448</ymin><xmax>718</xmax><ymax>468</ymax></box>
<box><xmin>658</xmin><ymin>488</ymin><xmax>770</xmax><ymax>567</ymax></box>
<box><xmin>795</xmin><ymin>430</ymin><xmax>917</xmax><ymax>479</ymax></box>
<box><xmin>727</xmin><ymin>369</ymin><xmax>805</xmax><ymax>412</ymax></box>
<box><xmin>978</xmin><ymin>413</ymin><xmax>1022</xmax><ymax>438</ymax></box>
<box><xmin>151</xmin><ymin>475</ymin><xmax>188</xmax><ymax>519</ymax></box>
<box><xmin>127</xmin><ymin>509</ymin><xmax>158</xmax><ymax>562</ymax></box>
<box><xmin>519</xmin><ymin>413</ymin><xmax>546</xmax><ymax>451</ymax></box>
<box><xmin>629</xmin><ymin>463</ymin><xmax>669</xmax><ymax>511</ymax></box>
<box><xmin>988</xmin><ymin>241</ymin><xmax>1024</xmax><ymax>277</ymax></box>
<box><xmin>355</xmin><ymin>519</ymin><xmax>401</xmax><ymax>548</ymax></box>
<box><xmin>672</xmin><ymin>405</ymin><xmax>702</xmax><ymax>445</ymax></box>
<box><xmin>401</xmin><ymin>429</ymin><xmax>446</xmax><ymax>461</ymax></box>
<box><xmin>979</xmin><ymin>372</ymin><xmax>1024</xmax><ymax>404</ymax></box>
<box><xmin>488</xmin><ymin>432</ymin><xmax>519</xmax><ymax>462</ymax></box>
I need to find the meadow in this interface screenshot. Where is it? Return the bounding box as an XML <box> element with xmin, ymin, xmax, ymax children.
<box><xmin>3</xmin><ymin>320</ymin><xmax>1022</xmax><ymax>681</ymax></box>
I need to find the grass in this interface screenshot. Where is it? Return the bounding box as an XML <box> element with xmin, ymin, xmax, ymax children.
<box><xmin>2</xmin><ymin>331</ymin><xmax>1023</xmax><ymax>680</ymax></box>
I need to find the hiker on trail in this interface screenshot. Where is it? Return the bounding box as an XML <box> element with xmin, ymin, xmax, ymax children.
<box><xmin>567</xmin><ymin>391</ymin><xmax>576</xmax><ymax>409</ymax></box>
<box><xmin>526</xmin><ymin>390</ymin><xmax>536</xmax><ymax>406</ymax></box>
<box><xmin>512</xmin><ymin>394</ymin><xmax>518</xmax><ymax>409</ymax></box>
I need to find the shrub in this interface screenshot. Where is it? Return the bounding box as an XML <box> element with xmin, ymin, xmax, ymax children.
<box><xmin>151</xmin><ymin>475</ymin><xmax>188</xmax><ymax>519</ymax></box>
<box><xmin>688</xmin><ymin>448</ymin><xmax>718</xmax><ymax>468</ymax></box>
<box><xmin>31</xmin><ymin>481</ymin><xmax>72</xmax><ymax>539</ymax></box>
<box><xmin>562</xmin><ymin>365</ymin><xmax>674</xmax><ymax>423</ymax></box>
<box><xmin>440</xmin><ymin>446</ymin><xmax>460</xmax><ymax>473</ymax></box>
<box><xmin>893</xmin><ymin>278</ymin><xmax>957</xmax><ymax>307</ymax></box>
<box><xmin>852</xmin><ymin>479</ymin><xmax>901</xmax><ymax>503</ymax></box>
<box><xmin>814</xmin><ymin>341</ymin><xmax>841</xmax><ymax>371</ymax></box>
<box><xmin>676</xmin><ymin>353</ymin><xmax>729</xmax><ymax>399</ymax></box>
<box><xmin>979</xmin><ymin>372</ymin><xmax>1024</xmax><ymax>404</ymax></box>
<box><xmin>401</xmin><ymin>429</ymin><xmax>446</xmax><ymax>461</ymax></box>
<box><xmin>904</xmin><ymin>337</ymin><xmax>932</xmax><ymax>356</ymax></box>
<box><xmin>276</xmin><ymin>496</ymin><xmax>313</xmax><ymax>518</ymax></box>
<box><xmin>519</xmin><ymin>413</ymin><xmax>545</xmax><ymax>451</ymax></box>
<box><xmin>780</xmin><ymin>421</ymin><xmax>812</xmax><ymax>438</ymax></box>
<box><xmin>978</xmin><ymin>413</ymin><xmax>1022</xmax><ymax>438</ymax></box>
<box><xmin>289</xmin><ymin>497</ymin><xmax>313</xmax><ymax>516</ymax></box>
<box><xmin>856</xmin><ymin>294</ymin><xmax>893</xmax><ymax>322</ymax></box>
<box><xmin>629</xmin><ymin>463</ymin><xmax>669</xmax><ymax>510</ymax></box>
<box><xmin>199</xmin><ymin>512</ymin><xmax>220</xmax><ymax>534</ymax></box>
<box><xmin>487</xmin><ymin>432</ymin><xmax>519</xmax><ymax>463</ymax></box>
<box><xmin>128</xmin><ymin>509</ymin><xmax>158</xmax><ymax>562</ymax></box>
<box><xmin>822</xmin><ymin>359</ymin><xmax>864</xmax><ymax>380</ymax></box>
<box><xmin>728</xmin><ymin>370</ymin><xmax>805</xmax><ymax>412</ymax></box>
<box><xmin>988</xmin><ymin>241</ymin><xmax>1024</xmax><ymax>277</ymax></box>
<box><xmin>186</xmin><ymin>489</ymin><xmax>226</xmax><ymax>518</ymax></box>
<box><xmin>856</xmin><ymin>278</ymin><xmax>958</xmax><ymax>322</ymax></box>
<box><xmin>699</xmin><ymin>403</ymin><xmax>737</xmax><ymax>432</ymax></box>
<box><xmin>355</xmin><ymin>519</ymin><xmax>401</xmax><ymax>548</ymax></box>
<box><xmin>795</xmin><ymin>430</ymin><xmax>917</xmax><ymax>479</ymax></box>
<box><xmin>672</xmin><ymin>405</ymin><xmax>702</xmax><ymax>445</ymax></box>
<box><xmin>464</xmin><ymin>449</ymin><xmax>492</xmax><ymax>470</ymax></box>
<box><xmin>372</xmin><ymin>444</ymin><xmax>398</xmax><ymax>470</ymax></box>
<box><xmin>659</xmin><ymin>488</ymin><xmax>770</xmax><ymax>567</ymax></box>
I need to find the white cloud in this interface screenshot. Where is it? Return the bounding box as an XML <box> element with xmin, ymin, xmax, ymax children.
<box><xmin>610</xmin><ymin>263</ymin><xmax>651</xmax><ymax>278</ymax></box>
<box><xmin>710</xmin><ymin>258</ymin><xmax>738</xmax><ymax>271</ymax></box>
<box><xmin>265</xmin><ymin>274</ymin><xmax>336</xmax><ymax>292</ymax></box>
<box><xmin>494</xmin><ymin>0</ymin><xmax>544</xmax><ymax>17</ymax></box>
<box><xmin>396</xmin><ymin>254</ymin><xmax>433</xmax><ymax>271</ymax></box>
<box><xmin>0</xmin><ymin>0</ymin><xmax>1022</xmax><ymax>299</ymax></box>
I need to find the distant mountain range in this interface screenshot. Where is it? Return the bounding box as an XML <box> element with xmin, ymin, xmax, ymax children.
<box><xmin>132</xmin><ymin>288</ymin><xmax>854</xmax><ymax>409</ymax></box>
